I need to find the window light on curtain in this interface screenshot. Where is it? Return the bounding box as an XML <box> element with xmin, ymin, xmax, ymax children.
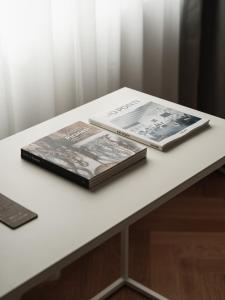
<box><xmin>0</xmin><ymin>0</ymin><xmax>182</xmax><ymax>140</ymax></box>
<box><xmin>0</xmin><ymin>0</ymin><xmax>144</xmax><ymax>139</ymax></box>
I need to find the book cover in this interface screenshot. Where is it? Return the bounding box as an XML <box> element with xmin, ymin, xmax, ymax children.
<box><xmin>89</xmin><ymin>98</ymin><xmax>210</xmax><ymax>150</ymax></box>
<box><xmin>21</xmin><ymin>121</ymin><xmax>147</xmax><ymax>189</ymax></box>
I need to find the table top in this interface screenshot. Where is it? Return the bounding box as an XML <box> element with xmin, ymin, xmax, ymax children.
<box><xmin>0</xmin><ymin>88</ymin><xmax>225</xmax><ymax>299</ymax></box>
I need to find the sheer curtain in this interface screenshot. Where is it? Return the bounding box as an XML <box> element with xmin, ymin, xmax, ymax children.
<box><xmin>0</xmin><ymin>0</ymin><xmax>181</xmax><ymax>139</ymax></box>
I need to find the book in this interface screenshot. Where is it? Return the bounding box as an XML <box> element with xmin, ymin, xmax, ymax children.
<box><xmin>89</xmin><ymin>98</ymin><xmax>210</xmax><ymax>150</ymax></box>
<box><xmin>21</xmin><ymin>121</ymin><xmax>147</xmax><ymax>189</ymax></box>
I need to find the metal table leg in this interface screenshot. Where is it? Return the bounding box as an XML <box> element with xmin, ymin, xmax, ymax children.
<box><xmin>90</xmin><ymin>226</ymin><xmax>168</xmax><ymax>300</ymax></box>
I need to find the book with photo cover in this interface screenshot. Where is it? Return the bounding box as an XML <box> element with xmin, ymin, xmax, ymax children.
<box><xmin>21</xmin><ymin>121</ymin><xmax>147</xmax><ymax>189</ymax></box>
<box><xmin>89</xmin><ymin>98</ymin><xmax>210</xmax><ymax>150</ymax></box>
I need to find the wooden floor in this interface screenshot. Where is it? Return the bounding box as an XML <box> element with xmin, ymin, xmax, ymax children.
<box><xmin>22</xmin><ymin>171</ymin><xmax>225</xmax><ymax>300</ymax></box>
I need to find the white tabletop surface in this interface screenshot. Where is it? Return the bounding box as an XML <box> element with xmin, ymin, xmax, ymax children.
<box><xmin>0</xmin><ymin>88</ymin><xmax>225</xmax><ymax>299</ymax></box>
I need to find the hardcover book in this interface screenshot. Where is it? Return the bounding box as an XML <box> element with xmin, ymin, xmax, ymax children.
<box><xmin>89</xmin><ymin>98</ymin><xmax>210</xmax><ymax>150</ymax></box>
<box><xmin>21</xmin><ymin>121</ymin><xmax>147</xmax><ymax>189</ymax></box>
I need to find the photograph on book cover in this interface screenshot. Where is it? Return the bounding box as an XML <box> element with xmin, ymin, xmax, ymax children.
<box><xmin>110</xmin><ymin>102</ymin><xmax>201</xmax><ymax>142</ymax></box>
<box><xmin>23</xmin><ymin>122</ymin><xmax>145</xmax><ymax>180</ymax></box>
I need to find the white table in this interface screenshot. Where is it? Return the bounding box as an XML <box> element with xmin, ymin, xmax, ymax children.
<box><xmin>0</xmin><ymin>88</ymin><xmax>225</xmax><ymax>300</ymax></box>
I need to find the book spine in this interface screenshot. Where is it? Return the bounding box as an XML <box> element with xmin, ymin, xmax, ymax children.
<box><xmin>21</xmin><ymin>149</ymin><xmax>90</xmax><ymax>189</ymax></box>
<box><xmin>89</xmin><ymin>119</ymin><xmax>162</xmax><ymax>151</ymax></box>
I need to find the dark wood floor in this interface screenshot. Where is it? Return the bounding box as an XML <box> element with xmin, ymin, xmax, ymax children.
<box><xmin>23</xmin><ymin>171</ymin><xmax>225</xmax><ymax>300</ymax></box>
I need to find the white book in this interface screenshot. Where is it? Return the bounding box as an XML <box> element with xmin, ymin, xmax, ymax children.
<box><xmin>89</xmin><ymin>98</ymin><xmax>210</xmax><ymax>151</ymax></box>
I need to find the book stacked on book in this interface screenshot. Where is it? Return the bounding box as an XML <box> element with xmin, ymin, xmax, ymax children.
<box><xmin>21</xmin><ymin>121</ymin><xmax>147</xmax><ymax>189</ymax></box>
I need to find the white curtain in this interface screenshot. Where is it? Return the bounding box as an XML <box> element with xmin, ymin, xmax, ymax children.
<box><xmin>0</xmin><ymin>0</ymin><xmax>181</xmax><ymax>140</ymax></box>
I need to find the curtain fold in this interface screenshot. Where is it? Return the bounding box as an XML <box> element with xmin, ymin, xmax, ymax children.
<box><xmin>179</xmin><ymin>0</ymin><xmax>202</xmax><ymax>109</ymax></box>
<box><xmin>0</xmin><ymin>0</ymin><xmax>182</xmax><ymax>139</ymax></box>
<box><xmin>179</xmin><ymin>0</ymin><xmax>225</xmax><ymax>118</ymax></box>
<box><xmin>198</xmin><ymin>0</ymin><xmax>225</xmax><ymax>118</ymax></box>
<box><xmin>0</xmin><ymin>0</ymin><xmax>144</xmax><ymax>139</ymax></box>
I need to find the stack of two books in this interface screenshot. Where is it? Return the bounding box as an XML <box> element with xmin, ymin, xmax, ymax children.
<box><xmin>21</xmin><ymin>97</ymin><xmax>209</xmax><ymax>189</ymax></box>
